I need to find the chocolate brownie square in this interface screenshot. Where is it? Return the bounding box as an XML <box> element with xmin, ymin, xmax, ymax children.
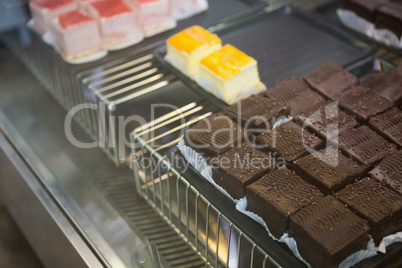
<box><xmin>295</xmin><ymin>101</ymin><xmax>359</xmax><ymax>140</ymax></box>
<box><xmin>246</xmin><ymin>168</ymin><xmax>323</xmax><ymax>238</ymax></box>
<box><xmin>303</xmin><ymin>61</ymin><xmax>358</xmax><ymax>100</ymax></box>
<box><xmin>335</xmin><ymin>177</ymin><xmax>402</xmax><ymax>244</ymax></box>
<box><xmin>343</xmin><ymin>0</ymin><xmax>387</xmax><ymax>22</ymax></box>
<box><xmin>263</xmin><ymin>77</ymin><xmax>325</xmax><ymax>117</ymax></box>
<box><xmin>369</xmin><ymin>150</ymin><xmax>402</xmax><ymax>195</ymax></box>
<box><xmin>361</xmin><ymin>70</ymin><xmax>402</xmax><ymax>102</ymax></box>
<box><xmin>224</xmin><ymin>95</ymin><xmax>290</xmax><ymax>134</ymax></box>
<box><xmin>375</xmin><ymin>3</ymin><xmax>402</xmax><ymax>38</ymax></box>
<box><xmin>293</xmin><ymin>149</ymin><xmax>365</xmax><ymax>194</ymax></box>
<box><xmin>336</xmin><ymin>126</ymin><xmax>397</xmax><ymax>166</ymax></box>
<box><xmin>211</xmin><ymin>143</ymin><xmax>276</xmax><ymax>199</ymax></box>
<box><xmin>338</xmin><ymin>86</ymin><xmax>394</xmax><ymax>121</ymax></box>
<box><xmin>256</xmin><ymin>121</ymin><xmax>323</xmax><ymax>162</ymax></box>
<box><xmin>184</xmin><ymin>113</ymin><xmax>248</xmax><ymax>158</ymax></box>
<box><xmin>289</xmin><ymin>196</ymin><xmax>370</xmax><ymax>268</ymax></box>
<box><xmin>369</xmin><ymin>107</ymin><xmax>402</xmax><ymax>147</ymax></box>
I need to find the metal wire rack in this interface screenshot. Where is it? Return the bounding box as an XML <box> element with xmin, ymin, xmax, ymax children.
<box><xmin>131</xmin><ymin>137</ymin><xmax>282</xmax><ymax>268</ymax></box>
<box><xmin>129</xmin><ymin>104</ymin><xmax>295</xmax><ymax>267</ymax></box>
<box><xmin>77</xmin><ymin>51</ymin><xmax>175</xmax><ymax>165</ymax></box>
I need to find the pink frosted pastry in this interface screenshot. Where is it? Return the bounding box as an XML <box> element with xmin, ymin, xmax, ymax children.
<box><xmin>171</xmin><ymin>0</ymin><xmax>208</xmax><ymax>21</ymax></box>
<box><xmin>128</xmin><ymin>0</ymin><xmax>176</xmax><ymax>37</ymax></box>
<box><xmin>29</xmin><ymin>0</ymin><xmax>77</xmax><ymax>35</ymax></box>
<box><xmin>87</xmin><ymin>0</ymin><xmax>143</xmax><ymax>48</ymax></box>
<box><xmin>50</xmin><ymin>9</ymin><xmax>102</xmax><ymax>59</ymax></box>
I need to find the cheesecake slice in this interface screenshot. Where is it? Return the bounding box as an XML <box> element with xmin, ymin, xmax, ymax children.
<box><xmin>128</xmin><ymin>0</ymin><xmax>176</xmax><ymax>37</ymax></box>
<box><xmin>29</xmin><ymin>0</ymin><xmax>77</xmax><ymax>35</ymax></box>
<box><xmin>171</xmin><ymin>0</ymin><xmax>208</xmax><ymax>21</ymax></box>
<box><xmin>165</xmin><ymin>25</ymin><xmax>222</xmax><ymax>77</ymax></box>
<box><xmin>50</xmin><ymin>9</ymin><xmax>102</xmax><ymax>60</ymax></box>
<box><xmin>196</xmin><ymin>44</ymin><xmax>265</xmax><ymax>104</ymax></box>
<box><xmin>87</xmin><ymin>0</ymin><xmax>143</xmax><ymax>49</ymax></box>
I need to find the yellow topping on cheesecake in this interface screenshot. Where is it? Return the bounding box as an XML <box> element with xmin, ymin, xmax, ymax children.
<box><xmin>166</xmin><ymin>25</ymin><xmax>221</xmax><ymax>54</ymax></box>
<box><xmin>200</xmin><ymin>44</ymin><xmax>256</xmax><ymax>80</ymax></box>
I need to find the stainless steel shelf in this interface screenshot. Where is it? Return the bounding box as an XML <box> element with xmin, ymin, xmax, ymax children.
<box><xmin>0</xmin><ymin>48</ymin><xmax>207</xmax><ymax>268</ymax></box>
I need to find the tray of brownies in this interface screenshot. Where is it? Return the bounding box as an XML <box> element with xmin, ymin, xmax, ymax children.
<box><xmin>170</xmin><ymin>55</ymin><xmax>402</xmax><ymax>267</ymax></box>
<box><xmin>133</xmin><ymin>4</ymin><xmax>402</xmax><ymax>266</ymax></box>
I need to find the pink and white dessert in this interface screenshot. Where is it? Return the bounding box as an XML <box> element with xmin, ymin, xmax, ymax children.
<box><xmin>50</xmin><ymin>9</ymin><xmax>102</xmax><ymax>59</ymax></box>
<box><xmin>87</xmin><ymin>0</ymin><xmax>143</xmax><ymax>49</ymax></box>
<box><xmin>171</xmin><ymin>0</ymin><xmax>208</xmax><ymax>21</ymax></box>
<box><xmin>75</xmin><ymin>0</ymin><xmax>101</xmax><ymax>10</ymax></box>
<box><xmin>128</xmin><ymin>0</ymin><xmax>176</xmax><ymax>37</ymax></box>
<box><xmin>29</xmin><ymin>0</ymin><xmax>77</xmax><ymax>35</ymax></box>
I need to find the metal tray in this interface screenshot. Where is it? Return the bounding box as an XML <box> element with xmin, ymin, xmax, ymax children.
<box><xmin>314</xmin><ymin>0</ymin><xmax>402</xmax><ymax>55</ymax></box>
<box><xmin>155</xmin><ymin>5</ymin><xmax>375</xmax><ymax>91</ymax></box>
<box><xmin>130</xmin><ymin>57</ymin><xmax>402</xmax><ymax>268</ymax></box>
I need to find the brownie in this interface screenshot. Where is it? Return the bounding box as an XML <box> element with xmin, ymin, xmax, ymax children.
<box><xmin>285</xmin><ymin>90</ymin><xmax>325</xmax><ymax>117</ymax></box>
<box><xmin>293</xmin><ymin>149</ymin><xmax>365</xmax><ymax>194</ymax></box>
<box><xmin>264</xmin><ymin>77</ymin><xmax>309</xmax><ymax>100</ymax></box>
<box><xmin>335</xmin><ymin>177</ymin><xmax>402</xmax><ymax>244</ymax></box>
<box><xmin>289</xmin><ymin>196</ymin><xmax>370</xmax><ymax>268</ymax></box>
<box><xmin>246</xmin><ymin>168</ymin><xmax>323</xmax><ymax>238</ymax></box>
<box><xmin>336</xmin><ymin>126</ymin><xmax>397</xmax><ymax>166</ymax></box>
<box><xmin>211</xmin><ymin>143</ymin><xmax>275</xmax><ymax>199</ymax></box>
<box><xmin>184</xmin><ymin>113</ymin><xmax>248</xmax><ymax>158</ymax></box>
<box><xmin>255</xmin><ymin>121</ymin><xmax>323</xmax><ymax>162</ymax></box>
<box><xmin>263</xmin><ymin>77</ymin><xmax>325</xmax><ymax>117</ymax></box>
<box><xmin>380</xmin><ymin>80</ymin><xmax>402</xmax><ymax>103</ymax></box>
<box><xmin>369</xmin><ymin>150</ymin><xmax>402</xmax><ymax>195</ymax></box>
<box><xmin>295</xmin><ymin>101</ymin><xmax>359</xmax><ymax>140</ymax></box>
<box><xmin>369</xmin><ymin>107</ymin><xmax>402</xmax><ymax>147</ymax></box>
<box><xmin>338</xmin><ymin>86</ymin><xmax>394</xmax><ymax>121</ymax></box>
<box><xmin>343</xmin><ymin>0</ymin><xmax>386</xmax><ymax>21</ymax></box>
<box><xmin>303</xmin><ymin>61</ymin><xmax>359</xmax><ymax>100</ymax></box>
<box><xmin>224</xmin><ymin>95</ymin><xmax>290</xmax><ymax>134</ymax></box>
<box><xmin>375</xmin><ymin>3</ymin><xmax>402</xmax><ymax>38</ymax></box>
<box><xmin>361</xmin><ymin>70</ymin><xmax>402</xmax><ymax>102</ymax></box>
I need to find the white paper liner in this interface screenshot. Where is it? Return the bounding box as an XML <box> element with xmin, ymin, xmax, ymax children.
<box><xmin>236</xmin><ymin>197</ymin><xmax>402</xmax><ymax>267</ymax></box>
<box><xmin>337</xmin><ymin>9</ymin><xmax>402</xmax><ymax>49</ymax></box>
<box><xmin>42</xmin><ymin>32</ymin><xmax>108</xmax><ymax>65</ymax></box>
<box><xmin>177</xmin><ymin>139</ymin><xmax>237</xmax><ymax>202</ymax></box>
<box><xmin>377</xmin><ymin>231</ymin><xmax>402</xmax><ymax>253</ymax></box>
<box><xmin>172</xmin><ymin>0</ymin><xmax>209</xmax><ymax>21</ymax></box>
<box><xmin>194</xmin><ymin>75</ymin><xmax>267</xmax><ymax>105</ymax></box>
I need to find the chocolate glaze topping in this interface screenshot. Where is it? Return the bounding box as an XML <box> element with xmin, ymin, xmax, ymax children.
<box><xmin>337</xmin><ymin>126</ymin><xmax>397</xmax><ymax>166</ymax></box>
<box><xmin>246</xmin><ymin>168</ymin><xmax>323</xmax><ymax>238</ymax></box>
<box><xmin>369</xmin><ymin>150</ymin><xmax>402</xmax><ymax>195</ymax></box>
<box><xmin>256</xmin><ymin>121</ymin><xmax>323</xmax><ymax>162</ymax></box>
<box><xmin>289</xmin><ymin>196</ymin><xmax>370</xmax><ymax>268</ymax></box>
<box><xmin>293</xmin><ymin>149</ymin><xmax>365</xmax><ymax>194</ymax></box>
<box><xmin>335</xmin><ymin>177</ymin><xmax>402</xmax><ymax>244</ymax></box>
<box><xmin>369</xmin><ymin>107</ymin><xmax>402</xmax><ymax>147</ymax></box>
<box><xmin>303</xmin><ymin>61</ymin><xmax>358</xmax><ymax>100</ymax></box>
